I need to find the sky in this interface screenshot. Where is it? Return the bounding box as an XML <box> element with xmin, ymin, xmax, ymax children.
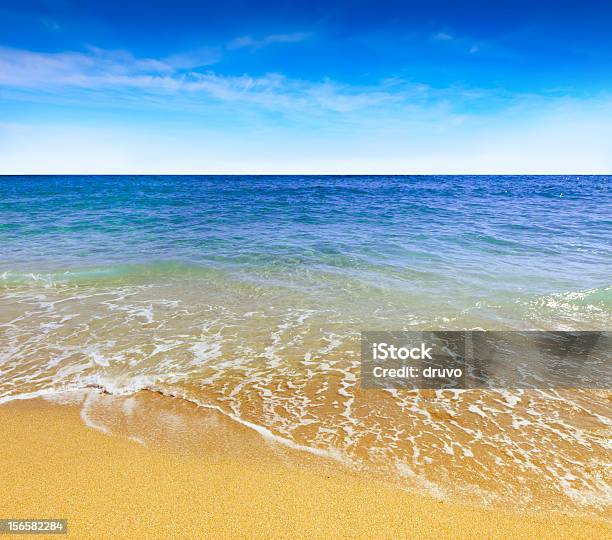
<box><xmin>0</xmin><ymin>0</ymin><xmax>611</xmax><ymax>173</ymax></box>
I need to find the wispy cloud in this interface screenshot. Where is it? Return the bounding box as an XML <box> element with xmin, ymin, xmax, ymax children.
<box><xmin>432</xmin><ymin>32</ymin><xmax>453</xmax><ymax>41</ymax></box>
<box><xmin>162</xmin><ymin>47</ymin><xmax>222</xmax><ymax>69</ymax></box>
<box><xmin>0</xmin><ymin>45</ymin><xmax>439</xmax><ymax>116</ymax></box>
<box><xmin>0</xmin><ymin>46</ymin><xmax>174</xmax><ymax>86</ymax></box>
<box><xmin>227</xmin><ymin>32</ymin><xmax>312</xmax><ymax>50</ymax></box>
<box><xmin>430</xmin><ymin>30</ymin><xmax>491</xmax><ymax>56</ymax></box>
<box><xmin>40</xmin><ymin>18</ymin><xmax>60</xmax><ymax>32</ymax></box>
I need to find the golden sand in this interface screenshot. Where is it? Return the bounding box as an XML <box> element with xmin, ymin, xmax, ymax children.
<box><xmin>0</xmin><ymin>392</ymin><xmax>609</xmax><ymax>539</ymax></box>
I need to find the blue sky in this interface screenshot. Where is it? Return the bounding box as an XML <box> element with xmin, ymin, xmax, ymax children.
<box><xmin>0</xmin><ymin>0</ymin><xmax>611</xmax><ymax>173</ymax></box>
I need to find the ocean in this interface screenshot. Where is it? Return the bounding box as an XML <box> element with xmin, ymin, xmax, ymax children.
<box><xmin>1</xmin><ymin>175</ymin><xmax>610</xmax><ymax>512</ymax></box>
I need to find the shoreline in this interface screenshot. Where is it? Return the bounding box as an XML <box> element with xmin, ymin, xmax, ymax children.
<box><xmin>1</xmin><ymin>392</ymin><xmax>609</xmax><ymax>539</ymax></box>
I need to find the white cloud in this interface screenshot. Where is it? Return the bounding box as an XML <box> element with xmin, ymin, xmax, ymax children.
<box><xmin>227</xmin><ymin>32</ymin><xmax>312</xmax><ymax>50</ymax></box>
<box><xmin>162</xmin><ymin>47</ymin><xmax>221</xmax><ymax>69</ymax></box>
<box><xmin>0</xmin><ymin>46</ymin><xmax>173</xmax><ymax>86</ymax></box>
<box><xmin>432</xmin><ymin>32</ymin><xmax>453</xmax><ymax>41</ymax></box>
<box><xmin>0</xmin><ymin>45</ymin><xmax>438</xmax><ymax>115</ymax></box>
<box><xmin>40</xmin><ymin>18</ymin><xmax>60</xmax><ymax>32</ymax></box>
<box><xmin>430</xmin><ymin>31</ymin><xmax>505</xmax><ymax>58</ymax></box>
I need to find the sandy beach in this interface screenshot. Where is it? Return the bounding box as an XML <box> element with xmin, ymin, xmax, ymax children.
<box><xmin>0</xmin><ymin>392</ymin><xmax>609</xmax><ymax>539</ymax></box>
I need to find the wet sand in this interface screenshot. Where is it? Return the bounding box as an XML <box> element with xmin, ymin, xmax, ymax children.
<box><xmin>0</xmin><ymin>392</ymin><xmax>609</xmax><ymax>539</ymax></box>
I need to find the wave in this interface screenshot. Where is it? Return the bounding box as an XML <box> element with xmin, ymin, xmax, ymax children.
<box><xmin>5</xmin><ymin>378</ymin><xmax>610</xmax><ymax>516</ymax></box>
<box><xmin>0</xmin><ymin>262</ymin><xmax>226</xmax><ymax>288</ymax></box>
<box><xmin>516</xmin><ymin>286</ymin><xmax>612</xmax><ymax>329</ymax></box>
<box><xmin>0</xmin><ymin>379</ymin><xmax>352</xmax><ymax>465</ymax></box>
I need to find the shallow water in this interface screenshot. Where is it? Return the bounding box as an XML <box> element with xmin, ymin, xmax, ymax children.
<box><xmin>1</xmin><ymin>175</ymin><xmax>610</xmax><ymax>513</ymax></box>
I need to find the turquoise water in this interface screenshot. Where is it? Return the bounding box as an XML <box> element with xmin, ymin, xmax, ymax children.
<box><xmin>1</xmin><ymin>175</ymin><xmax>611</xmax><ymax>511</ymax></box>
<box><xmin>2</xmin><ymin>175</ymin><xmax>611</xmax><ymax>327</ymax></box>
